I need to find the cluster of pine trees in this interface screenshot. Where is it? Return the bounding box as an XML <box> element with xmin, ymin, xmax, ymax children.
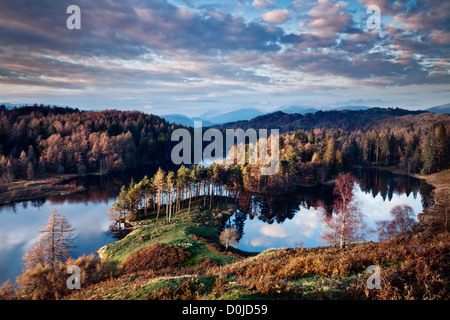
<box><xmin>110</xmin><ymin>164</ymin><xmax>243</xmax><ymax>224</ymax></box>
<box><xmin>277</xmin><ymin>121</ymin><xmax>449</xmax><ymax>184</ymax></box>
<box><xmin>0</xmin><ymin>105</ymin><xmax>181</xmax><ymax>183</ymax></box>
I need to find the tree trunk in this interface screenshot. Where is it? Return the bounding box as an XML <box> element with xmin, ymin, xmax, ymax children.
<box><xmin>188</xmin><ymin>185</ymin><xmax>192</xmax><ymax>215</ymax></box>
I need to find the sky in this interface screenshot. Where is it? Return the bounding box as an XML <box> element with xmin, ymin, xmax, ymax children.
<box><xmin>0</xmin><ymin>0</ymin><xmax>449</xmax><ymax>117</ymax></box>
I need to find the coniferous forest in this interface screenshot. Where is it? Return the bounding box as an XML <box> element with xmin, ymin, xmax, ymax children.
<box><xmin>0</xmin><ymin>105</ymin><xmax>181</xmax><ymax>183</ymax></box>
<box><xmin>1</xmin><ymin>104</ymin><xmax>448</xmax><ymax>192</ymax></box>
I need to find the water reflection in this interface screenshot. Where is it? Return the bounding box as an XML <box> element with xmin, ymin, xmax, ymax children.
<box><xmin>0</xmin><ymin>165</ymin><xmax>167</xmax><ymax>285</ymax></box>
<box><xmin>224</xmin><ymin>167</ymin><xmax>433</xmax><ymax>252</ymax></box>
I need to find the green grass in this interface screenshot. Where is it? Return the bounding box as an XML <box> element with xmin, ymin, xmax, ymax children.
<box><xmin>289</xmin><ymin>274</ymin><xmax>359</xmax><ymax>299</ymax></box>
<box><xmin>104</xmin><ymin>202</ymin><xmax>237</xmax><ymax>267</ymax></box>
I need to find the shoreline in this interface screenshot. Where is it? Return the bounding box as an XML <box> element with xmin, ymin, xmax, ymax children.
<box><xmin>0</xmin><ymin>161</ymin><xmax>170</xmax><ymax>206</ymax></box>
<box><xmin>0</xmin><ymin>173</ymin><xmax>92</xmax><ymax>205</ymax></box>
<box><xmin>97</xmin><ymin>166</ymin><xmax>449</xmax><ymax>261</ymax></box>
<box><xmin>0</xmin><ymin>163</ymin><xmax>429</xmax><ymax>206</ymax></box>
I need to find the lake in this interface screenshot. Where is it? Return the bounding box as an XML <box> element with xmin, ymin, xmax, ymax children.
<box><xmin>224</xmin><ymin>167</ymin><xmax>433</xmax><ymax>252</ymax></box>
<box><xmin>0</xmin><ymin>166</ymin><xmax>433</xmax><ymax>285</ymax></box>
<box><xmin>0</xmin><ymin>166</ymin><xmax>163</xmax><ymax>285</ymax></box>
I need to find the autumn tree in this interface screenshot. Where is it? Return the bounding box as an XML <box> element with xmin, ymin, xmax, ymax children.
<box><xmin>153</xmin><ymin>167</ymin><xmax>166</xmax><ymax>219</ymax></box>
<box><xmin>23</xmin><ymin>207</ymin><xmax>74</xmax><ymax>270</ymax></box>
<box><xmin>219</xmin><ymin>227</ymin><xmax>240</xmax><ymax>251</ymax></box>
<box><xmin>321</xmin><ymin>173</ymin><xmax>367</xmax><ymax>248</ymax></box>
<box><xmin>323</xmin><ymin>136</ymin><xmax>336</xmax><ymax>176</ymax></box>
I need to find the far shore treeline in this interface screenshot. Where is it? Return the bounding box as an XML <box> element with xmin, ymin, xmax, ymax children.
<box><xmin>0</xmin><ymin>105</ymin><xmax>449</xmax><ymax>190</ymax></box>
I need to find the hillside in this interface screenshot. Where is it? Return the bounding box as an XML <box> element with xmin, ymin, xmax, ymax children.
<box><xmin>218</xmin><ymin>108</ymin><xmax>449</xmax><ymax>132</ymax></box>
<box><xmin>0</xmin><ymin>105</ymin><xmax>183</xmax><ymax>182</ymax></box>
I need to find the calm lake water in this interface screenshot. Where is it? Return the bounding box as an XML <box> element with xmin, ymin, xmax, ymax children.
<box><xmin>0</xmin><ymin>165</ymin><xmax>163</xmax><ymax>285</ymax></box>
<box><xmin>224</xmin><ymin>167</ymin><xmax>433</xmax><ymax>252</ymax></box>
<box><xmin>0</xmin><ymin>166</ymin><xmax>433</xmax><ymax>285</ymax></box>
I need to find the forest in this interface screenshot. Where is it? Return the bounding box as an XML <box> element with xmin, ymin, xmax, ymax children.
<box><xmin>0</xmin><ymin>104</ymin><xmax>182</xmax><ymax>184</ymax></box>
<box><xmin>106</xmin><ymin>120</ymin><xmax>449</xmax><ymax>231</ymax></box>
<box><xmin>1</xmin><ymin>105</ymin><xmax>448</xmax><ymax>197</ymax></box>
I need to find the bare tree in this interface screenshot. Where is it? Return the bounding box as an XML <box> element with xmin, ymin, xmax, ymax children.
<box><xmin>23</xmin><ymin>207</ymin><xmax>75</xmax><ymax>270</ymax></box>
<box><xmin>219</xmin><ymin>227</ymin><xmax>240</xmax><ymax>251</ymax></box>
<box><xmin>375</xmin><ymin>205</ymin><xmax>417</xmax><ymax>241</ymax></box>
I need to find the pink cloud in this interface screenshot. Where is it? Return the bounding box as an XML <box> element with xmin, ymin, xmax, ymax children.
<box><xmin>261</xmin><ymin>9</ymin><xmax>290</xmax><ymax>24</ymax></box>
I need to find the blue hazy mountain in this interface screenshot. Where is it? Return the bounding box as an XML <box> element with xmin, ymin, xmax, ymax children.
<box><xmin>160</xmin><ymin>114</ymin><xmax>214</xmax><ymax>127</ymax></box>
<box><xmin>199</xmin><ymin>108</ymin><xmax>265</xmax><ymax>124</ymax></box>
<box><xmin>332</xmin><ymin>106</ymin><xmax>371</xmax><ymax>111</ymax></box>
<box><xmin>275</xmin><ymin>105</ymin><xmax>319</xmax><ymax>114</ymax></box>
<box><xmin>426</xmin><ymin>104</ymin><xmax>450</xmax><ymax>114</ymax></box>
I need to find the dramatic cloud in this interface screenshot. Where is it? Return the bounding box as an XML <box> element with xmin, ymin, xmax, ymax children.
<box><xmin>0</xmin><ymin>0</ymin><xmax>448</xmax><ymax>113</ymax></box>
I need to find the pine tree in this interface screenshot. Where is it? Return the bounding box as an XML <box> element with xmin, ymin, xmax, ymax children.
<box><xmin>422</xmin><ymin>130</ymin><xmax>437</xmax><ymax>174</ymax></box>
<box><xmin>166</xmin><ymin>171</ymin><xmax>175</xmax><ymax>222</ymax></box>
<box><xmin>323</xmin><ymin>137</ymin><xmax>336</xmax><ymax>176</ymax></box>
<box><xmin>26</xmin><ymin>162</ymin><xmax>34</xmax><ymax>180</ymax></box>
<box><xmin>176</xmin><ymin>165</ymin><xmax>188</xmax><ymax>213</ymax></box>
<box><xmin>153</xmin><ymin>167</ymin><xmax>166</xmax><ymax>219</ymax></box>
<box><xmin>437</xmin><ymin>122</ymin><xmax>448</xmax><ymax>169</ymax></box>
<box><xmin>112</xmin><ymin>185</ymin><xmax>128</xmax><ymax>228</ymax></box>
<box><xmin>140</xmin><ymin>175</ymin><xmax>152</xmax><ymax>216</ymax></box>
<box><xmin>308</xmin><ymin>129</ymin><xmax>315</xmax><ymax>144</ymax></box>
<box><xmin>188</xmin><ymin>167</ymin><xmax>197</xmax><ymax>215</ymax></box>
<box><xmin>380</xmin><ymin>133</ymin><xmax>391</xmax><ymax>166</ymax></box>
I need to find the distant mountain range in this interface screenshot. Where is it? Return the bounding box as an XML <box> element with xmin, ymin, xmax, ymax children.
<box><xmin>0</xmin><ymin>103</ymin><xmax>69</xmax><ymax>110</ymax></box>
<box><xmin>158</xmin><ymin>104</ymin><xmax>449</xmax><ymax>127</ymax></box>
<box><xmin>160</xmin><ymin>114</ymin><xmax>215</xmax><ymax>127</ymax></box>
<box><xmin>2</xmin><ymin>103</ymin><xmax>448</xmax><ymax>127</ymax></box>
<box><xmin>160</xmin><ymin>108</ymin><xmax>265</xmax><ymax>127</ymax></box>
<box><xmin>217</xmin><ymin>107</ymin><xmax>450</xmax><ymax>133</ymax></box>
<box><xmin>426</xmin><ymin>104</ymin><xmax>450</xmax><ymax>114</ymax></box>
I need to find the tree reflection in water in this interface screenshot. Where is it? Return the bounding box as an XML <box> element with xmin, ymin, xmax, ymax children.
<box><xmin>222</xmin><ymin>167</ymin><xmax>433</xmax><ymax>251</ymax></box>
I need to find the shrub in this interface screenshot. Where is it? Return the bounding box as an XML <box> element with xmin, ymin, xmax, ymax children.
<box><xmin>121</xmin><ymin>243</ymin><xmax>191</xmax><ymax>274</ymax></box>
<box><xmin>14</xmin><ymin>254</ymin><xmax>112</xmax><ymax>300</ymax></box>
<box><xmin>151</xmin><ymin>278</ymin><xmax>206</xmax><ymax>300</ymax></box>
<box><xmin>238</xmin><ymin>275</ymin><xmax>302</xmax><ymax>298</ymax></box>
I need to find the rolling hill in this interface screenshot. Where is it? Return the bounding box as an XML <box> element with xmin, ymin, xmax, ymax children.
<box><xmin>218</xmin><ymin>107</ymin><xmax>449</xmax><ymax>132</ymax></box>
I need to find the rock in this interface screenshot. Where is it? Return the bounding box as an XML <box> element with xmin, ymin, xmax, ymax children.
<box><xmin>96</xmin><ymin>245</ymin><xmax>108</xmax><ymax>260</ymax></box>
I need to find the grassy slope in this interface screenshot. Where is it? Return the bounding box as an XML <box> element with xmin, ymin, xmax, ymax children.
<box><xmin>103</xmin><ymin>203</ymin><xmax>238</xmax><ymax>266</ymax></box>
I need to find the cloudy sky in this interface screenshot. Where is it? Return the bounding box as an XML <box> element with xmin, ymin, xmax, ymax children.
<box><xmin>0</xmin><ymin>0</ymin><xmax>449</xmax><ymax>116</ymax></box>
